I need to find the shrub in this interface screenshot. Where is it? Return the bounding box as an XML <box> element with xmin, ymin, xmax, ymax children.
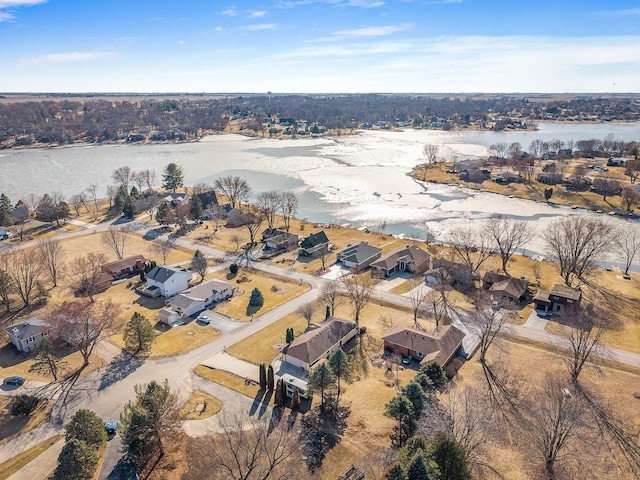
<box><xmin>249</xmin><ymin>288</ymin><xmax>264</xmax><ymax>307</ymax></box>
<box><xmin>11</xmin><ymin>395</ymin><xmax>40</xmax><ymax>416</ymax></box>
<box><xmin>229</xmin><ymin>263</ymin><xmax>238</xmax><ymax>274</ymax></box>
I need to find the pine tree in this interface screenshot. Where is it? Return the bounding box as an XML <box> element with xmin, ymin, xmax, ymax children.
<box><xmin>249</xmin><ymin>288</ymin><xmax>264</xmax><ymax>307</ymax></box>
<box><xmin>308</xmin><ymin>363</ymin><xmax>336</xmax><ymax>409</ymax></box>
<box><xmin>325</xmin><ymin>305</ymin><xmax>331</xmax><ymax>319</ymax></box>
<box><xmin>156</xmin><ymin>202</ymin><xmax>170</xmax><ymax>225</ymax></box>
<box><xmin>53</xmin><ymin>439</ymin><xmax>98</xmax><ymax>480</ymax></box>
<box><xmin>291</xmin><ymin>387</ymin><xmax>301</xmax><ymax>410</ymax></box>
<box><xmin>190</xmin><ymin>250</ymin><xmax>208</xmax><ymax>283</ymax></box>
<box><xmin>123</xmin><ymin>312</ymin><xmax>156</xmax><ymax>356</ymax></box>
<box><xmin>420</xmin><ymin>362</ymin><xmax>447</xmax><ymax>390</ymax></box>
<box><xmin>403</xmin><ymin>381</ymin><xmax>425</xmax><ymax>416</ymax></box>
<box><xmin>123</xmin><ymin>195</ymin><xmax>135</xmax><ymax>218</ymax></box>
<box><xmin>285</xmin><ymin>327</ymin><xmax>294</xmax><ymax>344</ymax></box>
<box><xmin>189</xmin><ymin>194</ymin><xmax>203</xmax><ymax>220</ymax></box>
<box><xmin>139</xmin><ymin>269</ymin><xmax>146</xmax><ymax>282</ymax></box>
<box><xmin>328</xmin><ymin>348</ymin><xmax>352</xmax><ymax>404</ymax></box>
<box><xmin>429</xmin><ymin>432</ymin><xmax>471</xmax><ymax>480</ymax></box>
<box><xmin>384</xmin><ymin>463</ymin><xmax>408</xmax><ymax>480</ymax></box>
<box><xmin>259</xmin><ymin>364</ymin><xmax>267</xmax><ymax>390</ymax></box>
<box><xmin>29</xmin><ymin>338</ymin><xmax>67</xmax><ymax>381</ymax></box>
<box><xmin>65</xmin><ymin>409</ymin><xmax>107</xmax><ymax>449</ymax></box>
<box><xmin>274</xmin><ymin>378</ymin><xmax>284</xmax><ymax>407</ymax></box>
<box><xmin>162</xmin><ymin>163</ymin><xmax>184</xmax><ymax>192</ymax></box>
<box><xmin>407</xmin><ymin>455</ymin><xmax>431</xmax><ymax>480</ymax></box>
<box><xmin>385</xmin><ymin>394</ymin><xmax>416</xmax><ymax>447</ymax></box>
<box><xmin>0</xmin><ymin>193</ymin><xmax>12</xmax><ymax>227</ymax></box>
<box><xmin>267</xmin><ymin>364</ymin><xmax>275</xmax><ymax>391</ymax></box>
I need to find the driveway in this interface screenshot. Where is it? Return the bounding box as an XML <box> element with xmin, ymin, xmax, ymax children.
<box><xmin>375</xmin><ymin>272</ymin><xmax>412</xmax><ymax>293</ymax></box>
<box><xmin>198</xmin><ymin>310</ymin><xmax>242</xmax><ymax>334</ymax></box>
<box><xmin>200</xmin><ymin>351</ymin><xmax>259</xmax><ymax>382</ymax></box>
<box><xmin>523</xmin><ymin>310</ymin><xmax>550</xmax><ymax>331</ymax></box>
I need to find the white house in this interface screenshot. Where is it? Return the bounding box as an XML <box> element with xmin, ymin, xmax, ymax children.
<box><xmin>4</xmin><ymin>318</ymin><xmax>51</xmax><ymax>352</ymax></box>
<box><xmin>282</xmin><ymin>316</ymin><xmax>358</xmax><ymax>371</ymax></box>
<box><xmin>144</xmin><ymin>266</ymin><xmax>193</xmax><ymax>298</ymax></box>
<box><xmin>159</xmin><ymin>278</ymin><xmax>234</xmax><ymax>324</ymax></box>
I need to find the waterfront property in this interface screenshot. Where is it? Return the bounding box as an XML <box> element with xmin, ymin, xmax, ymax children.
<box><xmin>533</xmin><ymin>284</ymin><xmax>582</xmax><ymax>315</ymax></box>
<box><xmin>158</xmin><ymin>278</ymin><xmax>234</xmax><ymax>324</ymax></box>
<box><xmin>337</xmin><ymin>241</ymin><xmax>382</xmax><ymax>271</ymax></box>
<box><xmin>371</xmin><ymin>244</ymin><xmax>431</xmax><ymax>278</ymax></box>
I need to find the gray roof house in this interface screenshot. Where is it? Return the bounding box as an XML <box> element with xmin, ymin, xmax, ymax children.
<box><xmin>158</xmin><ymin>278</ymin><xmax>234</xmax><ymax>324</ymax></box>
<box><xmin>299</xmin><ymin>231</ymin><xmax>330</xmax><ymax>257</ymax></box>
<box><xmin>4</xmin><ymin>318</ymin><xmax>51</xmax><ymax>353</ymax></box>
<box><xmin>337</xmin><ymin>241</ymin><xmax>383</xmax><ymax>271</ymax></box>
<box><xmin>143</xmin><ymin>265</ymin><xmax>193</xmax><ymax>298</ymax></box>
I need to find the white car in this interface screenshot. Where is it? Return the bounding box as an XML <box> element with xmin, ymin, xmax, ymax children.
<box><xmin>196</xmin><ymin>315</ymin><xmax>211</xmax><ymax>325</ymax></box>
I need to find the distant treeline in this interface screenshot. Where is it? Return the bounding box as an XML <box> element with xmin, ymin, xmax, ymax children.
<box><xmin>1</xmin><ymin>94</ymin><xmax>639</xmax><ymax>148</ymax></box>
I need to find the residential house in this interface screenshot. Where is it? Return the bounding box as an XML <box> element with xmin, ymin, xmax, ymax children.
<box><xmin>10</xmin><ymin>203</ymin><xmax>30</xmax><ymax>224</ymax></box>
<box><xmin>226</xmin><ymin>211</ymin><xmax>259</xmax><ymax>228</ymax></box>
<box><xmin>337</xmin><ymin>241</ymin><xmax>382</xmax><ymax>271</ymax></box>
<box><xmin>382</xmin><ymin>324</ymin><xmax>465</xmax><ymax>368</ymax></box>
<box><xmin>299</xmin><ymin>231</ymin><xmax>330</xmax><ymax>257</ymax></box>
<box><xmin>193</xmin><ymin>191</ymin><xmax>218</xmax><ymax>210</ymax></box>
<box><xmin>4</xmin><ymin>318</ymin><xmax>51</xmax><ymax>352</ymax></box>
<box><xmin>162</xmin><ymin>192</ymin><xmax>189</xmax><ymax>207</ymax></box>
<box><xmin>371</xmin><ymin>245</ymin><xmax>431</xmax><ymax>278</ymax></box>
<box><xmin>101</xmin><ymin>255</ymin><xmax>147</xmax><ymax>280</ymax></box>
<box><xmin>158</xmin><ymin>278</ymin><xmax>234</xmax><ymax>324</ymax></box>
<box><xmin>282</xmin><ymin>316</ymin><xmax>358</xmax><ymax>371</ymax></box>
<box><xmin>482</xmin><ymin>271</ymin><xmax>529</xmax><ymax>303</ymax></box>
<box><xmin>430</xmin><ymin>258</ymin><xmax>473</xmax><ymax>285</ymax></box>
<box><xmin>261</xmin><ymin>228</ymin><xmax>300</xmax><ymax>252</ymax></box>
<box><xmin>533</xmin><ymin>284</ymin><xmax>582</xmax><ymax>315</ymax></box>
<box><xmin>143</xmin><ymin>265</ymin><xmax>193</xmax><ymax>298</ymax></box>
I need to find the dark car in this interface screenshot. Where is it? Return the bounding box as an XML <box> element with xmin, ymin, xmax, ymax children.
<box><xmin>3</xmin><ymin>376</ymin><xmax>25</xmax><ymax>386</ymax></box>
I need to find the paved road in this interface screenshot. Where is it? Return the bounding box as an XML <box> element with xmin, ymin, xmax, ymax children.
<box><xmin>4</xmin><ymin>438</ymin><xmax>64</xmax><ymax>480</ymax></box>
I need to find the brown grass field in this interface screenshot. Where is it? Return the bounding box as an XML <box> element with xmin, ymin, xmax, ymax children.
<box><xmin>0</xmin><ymin>396</ymin><xmax>52</xmax><ymax>446</ymax></box>
<box><xmin>0</xmin><ymin>435</ymin><xmax>62</xmax><ymax>480</ymax></box>
<box><xmin>180</xmin><ymin>390</ymin><xmax>222</xmax><ymax>420</ymax></box>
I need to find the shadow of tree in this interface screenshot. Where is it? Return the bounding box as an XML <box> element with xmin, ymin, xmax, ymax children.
<box><xmin>99</xmin><ymin>352</ymin><xmax>144</xmax><ymax>391</ymax></box>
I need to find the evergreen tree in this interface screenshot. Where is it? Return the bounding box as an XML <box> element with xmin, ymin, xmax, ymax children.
<box><xmin>291</xmin><ymin>387</ymin><xmax>301</xmax><ymax>410</ymax></box>
<box><xmin>65</xmin><ymin>409</ymin><xmax>107</xmax><ymax>449</ymax></box>
<box><xmin>384</xmin><ymin>463</ymin><xmax>407</xmax><ymax>480</ymax></box>
<box><xmin>162</xmin><ymin>163</ymin><xmax>184</xmax><ymax>192</ymax></box>
<box><xmin>280</xmin><ymin>376</ymin><xmax>287</xmax><ymax>406</ymax></box>
<box><xmin>428</xmin><ymin>432</ymin><xmax>471</xmax><ymax>480</ymax></box>
<box><xmin>420</xmin><ymin>362</ymin><xmax>447</xmax><ymax>390</ymax></box>
<box><xmin>229</xmin><ymin>263</ymin><xmax>238</xmax><ymax>274</ymax></box>
<box><xmin>190</xmin><ymin>249</ymin><xmax>208</xmax><ymax>283</ymax></box>
<box><xmin>407</xmin><ymin>455</ymin><xmax>431</xmax><ymax>480</ymax></box>
<box><xmin>403</xmin><ymin>381</ymin><xmax>425</xmax><ymax>416</ymax></box>
<box><xmin>139</xmin><ymin>269</ymin><xmax>146</xmax><ymax>282</ymax></box>
<box><xmin>29</xmin><ymin>338</ymin><xmax>68</xmax><ymax>381</ymax></box>
<box><xmin>285</xmin><ymin>327</ymin><xmax>294</xmax><ymax>344</ymax></box>
<box><xmin>249</xmin><ymin>288</ymin><xmax>264</xmax><ymax>307</ymax></box>
<box><xmin>0</xmin><ymin>193</ymin><xmax>12</xmax><ymax>227</ymax></box>
<box><xmin>308</xmin><ymin>363</ymin><xmax>336</xmax><ymax>409</ymax></box>
<box><xmin>114</xmin><ymin>186</ymin><xmax>129</xmax><ymax>212</ymax></box>
<box><xmin>327</xmin><ymin>348</ymin><xmax>352</xmax><ymax>404</ymax></box>
<box><xmin>274</xmin><ymin>378</ymin><xmax>284</xmax><ymax>407</ymax></box>
<box><xmin>325</xmin><ymin>305</ymin><xmax>331</xmax><ymax>319</ymax></box>
<box><xmin>123</xmin><ymin>312</ymin><xmax>156</xmax><ymax>356</ymax></box>
<box><xmin>53</xmin><ymin>439</ymin><xmax>98</xmax><ymax>480</ymax></box>
<box><xmin>156</xmin><ymin>202</ymin><xmax>170</xmax><ymax>225</ymax></box>
<box><xmin>123</xmin><ymin>195</ymin><xmax>135</xmax><ymax>218</ymax></box>
<box><xmin>267</xmin><ymin>364</ymin><xmax>275</xmax><ymax>391</ymax></box>
<box><xmin>189</xmin><ymin>194</ymin><xmax>203</xmax><ymax>220</ymax></box>
<box><xmin>385</xmin><ymin>394</ymin><xmax>416</xmax><ymax>447</ymax></box>
<box><xmin>259</xmin><ymin>364</ymin><xmax>267</xmax><ymax>390</ymax></box>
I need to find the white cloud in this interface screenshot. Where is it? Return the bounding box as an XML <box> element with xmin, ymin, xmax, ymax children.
<box><xmin>21</xmin><ymin>51</ymin><xmax>117</xmax><ymax>65</ymax></box>
<box><xmin>239</xmin><ymin>23</ymin><xmax>279</xmax><ymax>31</ymax></box>
<box><xmin>214</xmin><ymin>26</ymin><xmax>223</xmax><ymax>31</ymax></box>
<box><xmin>328</xmin><ymin>23</ymin><xmax>412</xmax><ymax>39</ymax></box>
<box><xmin>423</xmin><ymin>0</ymin><xmax>462</xmax><ymax>4</ymax></box>
<box><xmin>221</xmin><ymin>6</ymin><xmax>237</xmax><ymax>16</ymax></box>
<box><xmin>249</xmin><ymin>10</ymin><xmax>267</xmax><ymax>18</ymax></box>
<box><xmin>0</xmin><ymin>0</ymin><xmax>46</xmax><ymax>22</ymax></box>
<box><xmin>178</xmin><ymin>40</ymin><xmax>186</xmax><ymax>45</ymax></box>
<box><xmin>276</xmin><ymin>0</ymin><xmax>384</xmax><ymax>8</ymax></box>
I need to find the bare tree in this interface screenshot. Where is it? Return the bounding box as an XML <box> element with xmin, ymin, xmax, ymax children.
<box><xmin>625</xmin><ymin>159</ymin><xmax>640</xmax><ymax>184</ymax></box>
<box><xmin>138</xmin><ymin>169</ymin><xmax>157</xmax><ymax>192</ymax></box>
<box><xmin>297</xmin><ymin>303</ymin><xmax>316</xmax><ymax>327</ymax></box>
<box><xmin>112</xmin><ymin>166</ymin><xmax>133</xmax><ymax>191</ymax></box>
<box><xmin>244</xmin><ymin>211</ymin><xmax>264</xmax><ymax>246</ymax></box>
<box><xmin>543</xmin><ymin>216</ymin><xmax>613</xmax><ymax>287</ymax></box>
<box><xmin>200</xmin><ymin>411</ymin><xmax>298</xmax><ymax>480</ymax></box>
<box><xmin>523</xmin><ymin>377</ymin><xmax>586</xmax><ymax>480</ymax></box>
<box><xmin>614</xmin><ymin>225</ymin><xmax>640</xmax><ymax>275</ymax></box>
<box><xmin>423</xmin><ymin>143</ymin><xmax>440</xmax><ymax>172</ymax></box>
<box><xmin>489</xmin><ymin>142</ymin><xmax>508</xmax><ymax>160</ymax></box>
<box><xmin>257</xmin><ymin>191</ymin><xmax>281</xmax><ymax>230</ymax></box>
<box><xmin>102</xmin><ymin>225</ymin><xmax>131</xmax><ymax>260</ymax></box>
<box><xmin>593</xmin><ymin>171</ymin><xmax>622</xmax><ymax>201</ymax></box>
<box><xmin>570</xmin><ymin>164</ymin><xmax>588</xmax><ymax>190</ymax></box>
<box><xmin>485</xmin><ymin>216</ymin><xmax>532</xmax><ymax>274</ymax></box>
<box><xmin>447</xmin><ymin>227</ymin><xmax>494</xmax><ymax>273</ymax></box>
<box><xmin>320</xmin><ymin>280</ymin><xmax>341</xmax><ymax>316</ymax></box>
<box><xmin>132</xmin><ymin>171</ymin><xmax>146</xmax><ymax>193</ymax></box>
<box><xmin>151</xmin><ymin>238</ymin><xmax>176</xmax><ymax>265</ymax></box>
<box><xmin>406</xmin><ymin>279</ymin><xmax>429</xmax><ymax>329</ymax></box>
<box><xmin>66</xmin><ymin>252</ymin><xmax>108</xmax><ymax>302</ymax></box>
<box><xmin>50</xmin><ymin>298</ymin><xmax>121</xmax><ymax>368</ymax></box>
<box><xmin>621</xmin><ymin>186</ymin><xmax>640</xmax><ymax>212</ymax></box>
<box><xmin>560</xmin><ymin>303</ymin><xmax>611</xmax><ymax>384</ymax></box>
<box><xmin>88</xmin><ymin>183</ymin><xmax>100</xmax><ymax>213</ymax></box>
<box><xmin>280</xmin><ymin>191</ymin><xmax>298</xmax><ymax>232</ymax></box>
<box><xmin>214</xmin><ymin>175</ymin><xmax>252</xmax><ymax>209</ymax></box>
<box><xmin>0</xmin><ymin>266</ymin><xmax>13</xmax><ymax>312</ymax></box>
<box><xmin>472</xmin><ymin>305</ymin><xmax>507</xmax><ymax>365</ymax></box>
<box><xmin>69</xmin><ymin>192</ymin><xmax>87</xmax><ymax>216</ymax></box>
<box><xmin>2</xmin><ymin>248</ymin><xmax>42</xmax><ymax>307</ymax></box>
<box><xmin>105</xmin><ymin>185</ymin><xmax>117</xmax><ymax>210</ymax></box>
<box><xmin>206</xmin><ymin>204</ymin><xmax>227</xmax><ymax>232</ymax></box>
<box><xmin>425</xmin><ymin>282</ymin><xmax>453</xmax><ymax>328</ymax></box>
<box><xmin>341</xmin><ymin>272</ymin><xmax>375</xmax><ymax>325</ymax></box>
<box><xmin>230</xmin><ymin>233</ymin><xmax>244</xmax><ymax>253</ymax></box>
<box><xmin>37</xmin><ymin>237</ymin><xmax>65</xmax><ymax>287</ymax></box>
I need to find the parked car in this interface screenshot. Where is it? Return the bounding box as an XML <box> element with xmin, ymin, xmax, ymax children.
<box><xmin>196</xmin><ymin>314</ymin><xmax>211</xmax><ymax>325</ymax></box>
<box><xmin>3</xmin><ymin>376</ymin><xmax>25</xmax><ymax>386</ymax></box>
<box><xmin>402</xmin><ymin>355</ymin><xmax>413</xmax><ymax>365</ymax></box>
<box><xmin>105</xmin><ymin>421</ymin><xmax>118</xmax><ymax>435</ymax></box>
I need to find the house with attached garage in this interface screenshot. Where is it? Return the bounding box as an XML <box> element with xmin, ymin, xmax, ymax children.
<box><xmin>261</xmin><ymin>228</ymin><xmax>300</xmax><ymax>252</ymax></box>
<box><xmin>337</xmin><ymin>241</ymin><xmax>382</xmax><ymax>271</ymax></box>
<box><xmin>298</xmin><ymin>231</ymin><xmax>330</xmax><ymax>257</ymax></box>
<box><xmin>282</xmin><ymin>316</ymin><xmax>358</xmax><ymax>371</ymax></box>
<box><xmin>4</xmin><ymin>318</ymin><xmax>51</xmax><ymax>352</ymax></box>
<box><xmin>101</xmin><ymin>255</ymin><xmax>147</xmax><ymax>280</ymax></box>
<box><xmin>533</xmin><ymin>284</ymin><xmax>582</xmax><ymax>316</ymax></box>
<box><xmin>158</xmin><ymin>278</ymin><xmax>234</xmax><ymax>324</ymax></box>
<box><xmin>371</xmin><ymin>245</ymin><xmax>431</xmax><ymax>278</ymax></box>
<box><xmin>482</xmin><ymin>271</ymin><xmax>530</xmax><ymax>303</ymax></box>
<box><xmin>143</xmin><ymin>265</ymin><xmax>193</xmax><ymax>298</ymax></box>
<box><xmin>382</xmin><ymin>324</ymin><xmax>465</xmax><ymax>368</ymax></box>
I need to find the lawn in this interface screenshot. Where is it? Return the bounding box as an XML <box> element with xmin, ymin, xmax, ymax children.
<box><xmin>180</xmin><ymin>390</ymin><xmax>222</xmax><ymax>420</ymax></box>
<box><xmin>109</xmin><ymin>320</ymin><xmax>220</xmax><ymax>358</ymax></box>
<box><xmin>0</xmin><ymin>435</ymin><xmax>62</xmax><ymax>480</ymax></box>
<box><xmin>193</xmin><ymin>366</ymin><xmax>265</xmax><ymax>401</ymax></box>
<box><xmin>0</xmin><ymin>395</ymin><xmax>53</xmax><ymax>446</ymax></box>
<box><xmin>208</xmin><ymin>268</ymin><xmax>310</xmax><ymax>321</ymax></box>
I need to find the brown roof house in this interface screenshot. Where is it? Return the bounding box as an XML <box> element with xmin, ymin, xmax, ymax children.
<box><xmin>371</xmin><ymin>245</ymin><xmax>431</xmax><ymax>278</ymax></box>
<box><xmin>262</xmin><ymin>228</ymin><xmax>300</xmax><ymax>252</ymax></box>
<box><xmin>4</xmin><ymin>318</ymin><xmax>51</xmax><ymax>353</ymax></box>
<box><xmin>382</xmin><ymin>324</ymin><xmax>465</xmax><ymax>368</ymax></box>
<box><xmin>482</xmin><ymin>271</ymin><xmax>529</xmax><ymax>303</ymax></box>
<box><xmin>282</xmin><ymin>316</ymin><xmax>358</xmax><ymax>371</ymax></box>
<box><xmin>337</xmin><ymin>241</ymin><xmax>382</xmax><ymax>271</ymax></box>
<box><xmin>534</xmin><ymin>284</ymin><xmax>582</xmax><ymax>316</ymax></box>
<box><xmin>102</xmin><ymin>255</ymin><xmax>146</xmax><ymax>280</ymax></box>
<box><xmin>428</xmin><ymin>258</ymin><xmax>473</xmax><ymax>286</ymax></box>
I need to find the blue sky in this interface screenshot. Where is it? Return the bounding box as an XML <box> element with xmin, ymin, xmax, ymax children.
<box><xmin>1</xmin><ymin>0</ymin><xmax>639</xmax><ymax>93</ymax></box>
